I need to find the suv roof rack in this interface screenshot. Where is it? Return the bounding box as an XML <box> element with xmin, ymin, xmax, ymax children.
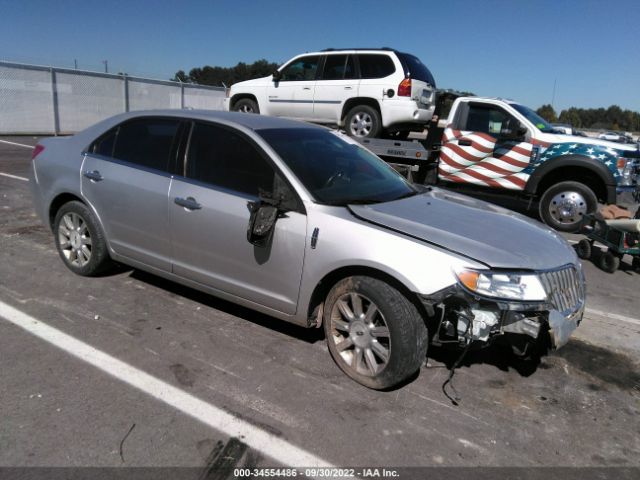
<box><xmin>321</xmin><ymin>47</ymin><xmax>396</xmax><ymax>52</ymax></box>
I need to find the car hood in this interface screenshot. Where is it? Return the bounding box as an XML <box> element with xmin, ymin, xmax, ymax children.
<box><xmin>348</xmin><ymin>188</ymin><xmax>577</xmax><ymax>270</ymax></box>
<box><xmin>538</xmin><ymin>132</ymin><xmax>638</xmax><ymax>152</ymax></box>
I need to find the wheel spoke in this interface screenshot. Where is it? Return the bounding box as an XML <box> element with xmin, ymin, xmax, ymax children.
<box><xmin>71</xmin><ymin>213</ymin><xmax>80</xmax><ymax>229</ymax></box>
<box><xmin>364</xmin><ymin>303</ymin><xmax>378</xmax><ymax>323</ymax></box>
<box><xmin>337</xmin><ymin>299</ymin><xmax>355</xmax><ymax>321</ymax></box>
<box><xmin>353</xmin><ymin>347</ymin><xmax>364</xmax><ymax>370</ymax></box>
<box><xmin>370</xmin><ymin>326</ymin><xmax>389</xmax><ymax>338</ymax></box>
<box><xmin>364</xmin><ymin>348</ymin><xmax>379</xmax><ymax>375</ymax></box>
<box><xmin>59</xmin><ymin>240</ymin><xmax>71</xmax><ymax>249</ymax></box>
<box><xmin>333</xmin><ymin>319</ymin><xmax>350</xmax><ymax>332</ymax></box>
<box><xmin>81</xmin><ymin>245</ymin><xmax>91</xmax><ymax>260</ymax></box>
<box><xmin>336</xmin><ymin>337</ymin><xmax>354</xmax><ymax>352</ymax></box>
<box><xmin>63</xmin><ymin>215</ymin><xmax>74</xmax><ymax>230</ymax></box>
<box><xmin>81</xmin><ymin>236</ymin><xmax>92</xmax><ymax>246</ymax></box>
<box><xmin>371</xmin><ymin>340</ymin><xmax>389</xmax><ymax>362</ymax></box>
<box><xmin>350</xmin><ymin>293</ymin><xmax>363</xmax><ymax>318</ymax></box>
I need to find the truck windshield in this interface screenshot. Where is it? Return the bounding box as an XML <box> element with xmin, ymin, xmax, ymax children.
<box><xmin>257</xmin><ymin>128</ymin><xmax>417</xmax><ymax>206</ymax></box>
<box><xmin>511</xmin><ymin>103</ymin><xmax>555</xmax><ymax>133</ymax></box>
<box><xmin>396</xmin><ymin>53</ymin><xmax>436</xmax><ymax>87</ymax></box>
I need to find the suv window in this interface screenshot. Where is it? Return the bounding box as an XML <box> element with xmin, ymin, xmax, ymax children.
<box><xmin>357</xmin><ymin>54</ymin><xmax>395</xmax><ymax>79</ymax></box>
<box><xmin>111</xmin><ymin>118</ymin><xmax>180</xmax><ymax>171</ymax></box>
<box><xmin>279</xmin><ymin>56</ymin><xmax>320</xmax><ymax>81</ymax></box>
<box><xmin>396</xmin><ymin>53</ymin><xmax>436</xmax><ymax>87</ymax></box>
<box><xmin>320</xmin><ymin>54</ymin><xmax>356</xmax><ymax>80</ymax></box>
<box><xmin>187</xmin><ymin>122</ymin><xmax>275</xmax><ymax>196</ymax></box>
<box><xmin>462</xmin><ymin>104</ymin><xmax>514</xmax><ymax>136</ymax></box>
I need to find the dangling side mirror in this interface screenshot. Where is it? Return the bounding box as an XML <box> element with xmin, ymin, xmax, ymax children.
<box><xmin>272</xmin><ymin>70</ymin><xmax>282</xmax><ymax>82</ymax></box>
<box><xmin>247</xmin><ymin>202</ymin><xmax>279</xmax><ymax>247</ymax></box>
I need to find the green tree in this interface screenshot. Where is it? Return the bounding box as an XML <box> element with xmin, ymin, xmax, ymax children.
<box><xmin>536</xmin><ymin>104</ymin><xmax>557</xmax><ymax>123</ymax></box>
<box><xmin>174</xmin><ymin>59</ymin><xmax>279</xmax><ymax>87</ymax></box>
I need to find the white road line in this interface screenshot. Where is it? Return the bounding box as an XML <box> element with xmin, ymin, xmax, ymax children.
<box><xmin>0</xmin><ymin>300</ymin><xmax>333</xmax><ymax>468</ymax></box>
<box><xmin>0</xmin><ymin>139</ymin><xmax>35</xmax><ymax>149</ymax></box>
<box><xmin>0</xmin><ymin>172</ymin><xmax>28</xmax><ymax>182</ymax></box>
<box><xmin>584</xmin><ymin>308</ymin><xmax>640</xmax><ymax>327</ymax></box>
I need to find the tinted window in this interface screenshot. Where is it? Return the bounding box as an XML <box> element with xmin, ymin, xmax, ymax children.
<box><xmin>112</xmin><ymin>118</ymin><xmax>179</xmax><ymax>171</ymax></box>
<box><xmin>511</xmin><ymin>103</ymin><xmax>554</xmax><ymax>133</ymax></box>
<box><xmin>463</xmin><ymin>105</ymin><xmax>514</xmax><ymax>136</ymax></box>
<box><xmin>91</xmin><ymin>128</ymin><xmax>117</xmax><ymax>157</ymax></box>
<box><xmin>358</xmin><ymin>54</ymin><xmax>395</xmax><ymax>79</ymax></box>
<box><xmin>187</xmin><ymin>123</ymin><xmax>275</xmax><ymax>196</ymax></box>
<box><xmin>320</xmin><ymin>54</ymin><xmax>356</xmax><ymax>80</ymax></box>
<box><xmin>279</xmin><ymin>56</ymin><xmax>320</xmax><ymax>81</ymax></box>
<box><xmin>396</xmin><ymin>53</ymin><xmax>436</xmax><ymax>87</ymax></box>
<box><xmin>257</xmin><ymin>128</ymin><xmax>416</xmax><ymax>205</ymax></box>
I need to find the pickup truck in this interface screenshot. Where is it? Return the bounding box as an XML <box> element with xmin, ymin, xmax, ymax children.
<box><xmin>358</xmin><ymin>94</ymin><xmax>640</xmax><ymax>232</ymax></box>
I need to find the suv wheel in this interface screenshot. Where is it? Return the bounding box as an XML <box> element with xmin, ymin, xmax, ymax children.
<box><xmin>323</xmin><ymin>276</ymin><xmax>428</xmax><ymax>389</ymax></box>
<box><xmin>233</xmin><ymin>98</ymin><xmax>260</xmax><ymax>114</ymax></box>
<box><xmin>54</xmin><ymin>201</ymin><xmax>112</xmax><ymax>276</ymax></box>
<box><xmin>539</xmin><ymin>181</ymin><xmax>597</xmax><ymax>232</ymax></box>
<box><xmin>345</xmin><ymin>105</ymin><xmax>381</xmax><ymax>138</ymax></box>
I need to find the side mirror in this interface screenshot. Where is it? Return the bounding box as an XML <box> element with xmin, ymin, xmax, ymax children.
<box><xmin>272</xmin><ymin>70</ymin><xmax>281</xmax><ymax>82</ymax></box>
<box><xmin>500</xmin><ymin>123</ymin><xmax>527</xmax><ymax>141</ymax></box>
<box><xmin>247</xmin><ymin>202</ymin><xmax>278</xmax><ymax>247</ymax></box>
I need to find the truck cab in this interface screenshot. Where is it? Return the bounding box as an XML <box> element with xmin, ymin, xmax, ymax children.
<box><xmin>437</xmin><ymin>97</ymin><xmax>640</xmax><ymax>231</ymax></box>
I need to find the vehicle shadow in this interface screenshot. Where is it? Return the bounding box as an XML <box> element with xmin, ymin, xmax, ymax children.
<box><xmin>128</xmin><ymin>269</ymin><xmax>324</xmax><ymax>345</ymax></box>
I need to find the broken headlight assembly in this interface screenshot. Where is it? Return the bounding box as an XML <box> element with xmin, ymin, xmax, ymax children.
<box><xmin>454</xmin><ymin>268</ymin><xmax>547</xmax><ymax>302</ymax></box>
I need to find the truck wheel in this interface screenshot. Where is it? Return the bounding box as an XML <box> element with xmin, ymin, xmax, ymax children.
<box><xmin>599</xmin><ymin>251</ymin><xmax>620</xmax><ymax>273</ymax></box>
<box><xmin>323</xmin><ymin>276</ymin><xmax>428</xmax><ymax>390</ymax></box>
<box><xmin>233</xmin><ymin>98</ymin><xmax>260</xmax><ymax>114</ymax></box>
<box><xmin>539</xmin><ymin>181</ymin><xmax>597</xmax><ymax>232</ymax></box>
<box><xmin>345</xmin><ymin>105</ymin><xmax>381</xmax><ymax>138</ymax></box>
<box><xmin>576</xmin><ymin>239</ymin><xmax>592</xmax><ymax>260</ymax></box>
<box><xmin>54</xmin><ymin>201</ymin><xmax>112</xmax><ymax>276</ymax></box>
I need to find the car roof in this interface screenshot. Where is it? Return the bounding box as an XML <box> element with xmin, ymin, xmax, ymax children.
<box><xmin>105</xmin><ymin>109</ymin><xmax>323</xmax><ymax>132</ymax></box>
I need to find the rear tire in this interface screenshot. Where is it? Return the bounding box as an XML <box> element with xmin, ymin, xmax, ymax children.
<box><xmin>539</xmin><ymin>181</ymin><xmax>598</xmax><ymax>232</ymax></box>
<box><xmin>53</xmin><ymin>201</ymin><xmax>112</xmax><ymax>276</ymax></box>
<box><xmin>599</xmin><ymin>251</ymin><xmax>620</xmax><ymax>273</ymax></box>
<box><xmin>576</xmin><ymin>239</ymin><xmax>592</xmax><ymax>260</ymax></box>
<box><xmin>323</xmin><ymin>276</ymin><xmax>428</xmax><ymax>390</ymax></box>
<box><xmin>233</xmin><ymin>98</ymin><xmax>260</xmax><ymax>114</ymax></box>
<box><xmin>345</xmin><ymin>105</ymin><xmax>381</xmax><ymax>138</ymax></box>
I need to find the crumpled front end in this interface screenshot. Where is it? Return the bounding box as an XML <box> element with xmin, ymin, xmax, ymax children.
<box><xmin>421</xmin><ymin>263</ymin><xmax>586</xmax><ymax>353</ymax></box>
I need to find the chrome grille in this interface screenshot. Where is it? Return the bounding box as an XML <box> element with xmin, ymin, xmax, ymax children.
<box><xmin>539</xmin><ymin>265</ymin><xmax>584</xmax><ymax>314</ymax></box>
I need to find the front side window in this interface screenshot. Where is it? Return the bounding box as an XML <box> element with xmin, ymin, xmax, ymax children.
<box><xmin>357</xmin><ymin>54</ymin><xmax>395</xmax><ymax>79</ymax></box>
<box><xmin>320</xmin><ymin>54</ymin><xmax>356</xmax><ymax>80</ymax></box>
<box><xmin>91</xmin><ymin>128</ymin><xmax>117</xmax><ymax>157</ymax></box>
<box><xmin>257</xmin><ymin>128</ymin><xmax>416</xmax><ymax>206</ymax></box>
<box><xmin>511</xmin><ymin>103</ymin><xmax>555</xmax><ymax>133</ymax></box>
<box><xmin>186</xmin><ymin>122</ymin><xmax>275</xmax><ymax>197</ymax></box>
<box><xmin>462</xmin><ymin>105</ymin><xmax>515</xmax><ymax>136</ymax></box>
<box><xmin>111</xmin><ymin>118</ymin><xmax>180</xmax><ymax>171</ymax></box>
<box><xmin>279</xmin><ymin>56</ymin><xmax>320</xmax><ymax>81</ymax></box>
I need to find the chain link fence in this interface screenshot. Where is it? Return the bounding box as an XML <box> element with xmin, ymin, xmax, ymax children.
<box><xmin>0</xmin><ymin>61</ymin><xmax>226</xmax><ymax>135</ymax></box>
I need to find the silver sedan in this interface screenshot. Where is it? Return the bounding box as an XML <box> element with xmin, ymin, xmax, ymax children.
<box><xmin>30</xmin><ymin>110</ymin><xmax>585</xmax><ymax>389</ymax></box>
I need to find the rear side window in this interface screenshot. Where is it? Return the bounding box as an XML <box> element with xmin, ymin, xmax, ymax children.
<box><xmin>357</xmin><ymin>54</ymin><xmax>395</xmax><ymax>79</ymax></box>
<box><xmin>111</xmin><ymin>118</ymin><xmax>180</xmax><ymax>171</ymax></box>
<box><xmin>320</xmin><ymin>54</ymin><xmax>356</xmax><ymax>80</ymax></box>
<box><xmin>187</xmin><ymin>122</ymin><xmax>275</xmax><ymax>196</ymax></box>
<box><xmin>396</xmin><ymin>53</ymin><xmax>436</xmax><ymax>87</ymax></box>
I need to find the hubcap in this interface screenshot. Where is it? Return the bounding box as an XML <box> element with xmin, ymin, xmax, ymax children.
<box><xmin>58</xmin><ymin>212</ymin><xmax>92</xmax><ymax>267</ymax></box>
<box><xmin>549</xmin><ymin>191</ymin><xmax>587</xmax><ymax>224</ymax></box>
<box><xmin>349</xmin><ymin>112</ymin><xmax>373</xmax><ymax>137</ymax></box>
<box><xmin>329</xmin><ymin>293</ymin><xmax>391</xmax><ymax>377</ymax></box>
<box><xmin>239</xmin><ymin>104</ymin><xmax>255</xmax><ymax>113</ymax></box>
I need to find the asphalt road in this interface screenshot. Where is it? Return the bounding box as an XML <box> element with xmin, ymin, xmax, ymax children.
<box><xmin>1</xmin><ymin>137</ymin><xmax>639</xmax><ymax>477</ymax></box>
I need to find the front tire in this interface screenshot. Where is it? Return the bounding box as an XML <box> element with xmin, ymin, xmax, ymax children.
<box><xmin>539</xmin><ymin>181</ymin><xmax>598</xmax><ymax>232</ymax></box>
<box><xmin>54</xmin><ymin>201</ymin><xmax>112</xmax><ymax>276</ymax></box>
<box><xmin>232</xmin><ymin>98</ymin><xmax>260</xmax><ymax>114</ymax></box>
<box><xmin>345</xmin><ymin>105</ymin><xmax>381</xmax><ymax>138</ymax></box>
<box><xmin>323</xmin><ymin>276</ymin><xmax>428</xmax><ymax>389</ymax></box>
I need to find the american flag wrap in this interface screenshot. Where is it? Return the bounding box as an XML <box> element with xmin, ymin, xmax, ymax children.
<box><xmin>438</xmin><ymin>128</ymin><xmax>533</xmax><ymax>190</ymax></box>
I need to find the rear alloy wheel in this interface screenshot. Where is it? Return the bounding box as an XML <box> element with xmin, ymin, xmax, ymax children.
<box><xmin>233</xmin><ymin>98</ymin><xmax>260</xmax><ymax>114</ymax></box>
<box><xmin>539</xmin><ymin>181</ymin><xmax>597</xmax><ymax>232</ymax></box>
<box><xmin>323</xmin><ymin>276</ymin><xmax>428</xmax><ymax>390</ymax></box>
<box><xmin>576</xmin><ymin>239</ymin><xmax>592</xmax><ymax>260</ymax></box>
<box><xmin>54</xmin><ymin>201</ymin><xmax>112</xmax><ymax>276</ymax></box>
<box><xmin>345</xmin><ymin>105</ymin><xmax>381</xmax><ymax>138</ymax></box>
<box><xmin>599</xmin><ymin>251</ymin><xmax>620</xmax><ymax>273</ymax></box>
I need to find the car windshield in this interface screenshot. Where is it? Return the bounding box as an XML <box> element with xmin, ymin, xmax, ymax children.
<box><xmin>397</xmin><ymin>53</ymin><xmax>436</xmax><ymax>87</ymax></box>
<box><xmin>257</xmin><ymin>128</ymin><xmax>418</xmax><ymax>206</ymax></box>
<box><xmin>510</xmin><ymin>103</ymin><xmax>555</xmax><ymax>133</ymax></box>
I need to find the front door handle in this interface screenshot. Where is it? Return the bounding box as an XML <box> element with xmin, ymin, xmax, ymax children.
<box><xmin>344</xmin><ymin>86</ymin><xmax>353</xmax><ymax>90</ymax></box>
<box><xmin>302</xmin><ymin>87</ymin><xmax>311</xmax><ymax>90</ymax></box>
<box><xmin>174</xmin><ymin>196</ymin><xmax>202</xmax><ymax>210</ymax></box>
<box><xmin>83</xmin><ymin>170</ymin><xmax>103</xmax><ymax>182</ymax></box>
<box><xmin>457</xmin><ymin>139</ymin><xmax>472</xmax><ymax>147</ymax></box>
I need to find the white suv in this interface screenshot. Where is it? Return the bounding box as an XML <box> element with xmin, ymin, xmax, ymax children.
<box><xmin>223</xmin><ymin>48</ymin><xmax>437</xmax><ymax>138</ymax></box>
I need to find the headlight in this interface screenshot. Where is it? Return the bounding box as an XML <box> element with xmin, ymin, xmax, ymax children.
<box><xmin>455</xmin><ymin>269</ymin><xmax>547</xmax><ymax>301</ymax></box>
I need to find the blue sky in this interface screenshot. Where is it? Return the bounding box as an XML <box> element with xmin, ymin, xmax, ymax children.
<box><xmin>1</xmin><ymin>0</ymin><xmax>639</xmax><ymax>113</ymax></box>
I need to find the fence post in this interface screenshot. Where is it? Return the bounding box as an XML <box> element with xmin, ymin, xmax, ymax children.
<box><xmin>180</xmin><ymin>81</ymin><xmax>185</xmax><ymax>109</ymax></box>
<box><xmin>123</xmin><ymin>74</ymin><xmax>129</xmax><ymax>112</ymax></box>
<box><xmin>50</xmin><ymin>67</ymin><xmax>60</xmax><ymax>136</ymax></box>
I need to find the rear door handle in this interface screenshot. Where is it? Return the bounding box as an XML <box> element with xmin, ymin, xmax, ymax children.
<box><xmin>174</xmin><ymin>196</ymin><xmax>202</xmax><ymax>210</ymax></box>
<box><xmin>302</xmin><ymin>87</ymin><xmax>311</xmax><ymax>90</ymax></box>
<box><xmin>83</xmin><ymin>170</ymin><xmax>103</xmax><ymax>182</ymax></box>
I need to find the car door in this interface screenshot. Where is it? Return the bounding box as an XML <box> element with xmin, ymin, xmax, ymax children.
<box><xmin>439</xmin><ymin>102</ymin><xmax>533</xmax><ymax>190</ymax></box>
<box><xmin>266</xmin><ymin>55</ymin><xmax>319</xmax><ymax>120</ymax></box>
<box><xmin>313</xmin><ymin>54</ymin><xmax>358</xmax><ymax>123</ymax></box>
<box><xmin>81</xmin><ymin>117</ymin><xmax>182</xmax><ymax>270</ymax></box>
<box><xmin>168</xmin><ymin>121</ymin><xmax>307</xmax><ymax>315</ymax></box>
